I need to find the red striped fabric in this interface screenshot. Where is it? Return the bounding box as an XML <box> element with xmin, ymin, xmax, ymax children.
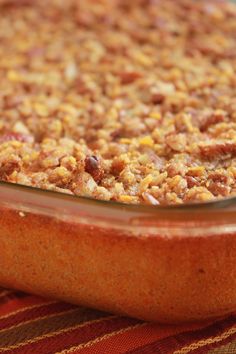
<box><xmin>0</xmin><ymin>288</ymin><xmax>235</xmax><ymax>354</ymax></box>
<box><xmin>0</xmin><ymin>302</ymin><xmax>77</xmax><ymax>331</ymax></box>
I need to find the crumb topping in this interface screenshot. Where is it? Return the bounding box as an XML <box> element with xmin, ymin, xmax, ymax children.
<box><xmin>0</xmin><ymin>0</ymin><xmax>236</xmax><ymax>205</ymax></box>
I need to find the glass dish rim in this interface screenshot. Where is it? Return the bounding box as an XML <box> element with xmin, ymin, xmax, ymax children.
<box><xmin>1</xmin><ymin>180</ymin><xmax>236</xmax><ymax>215</ymax></box>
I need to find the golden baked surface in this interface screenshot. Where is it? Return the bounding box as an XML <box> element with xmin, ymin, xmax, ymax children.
<box><xmin>0</xmin><ymin>0</ymin><xmax>236</xmax><ymax>205</ymax></box>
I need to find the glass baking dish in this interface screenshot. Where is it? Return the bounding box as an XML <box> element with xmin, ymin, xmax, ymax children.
<box><xmin>0</xmin><ymin>0</ymin><xmax>236</xmax><ymax>324</ymax></box>
<box><xmin>0</xmin><ymin>180</ymin><xmax>236</xmax><ymax>323</ymax></box>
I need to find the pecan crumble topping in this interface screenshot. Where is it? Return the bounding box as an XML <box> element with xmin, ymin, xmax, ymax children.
<box><xmin>0</xmin><ymin>0</ymin><xmax>236</xmax><ymax>205</ymax></box>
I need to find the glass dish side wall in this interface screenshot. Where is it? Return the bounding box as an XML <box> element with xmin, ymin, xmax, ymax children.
<box><xmin>0</xmin><ymin>181</ymin><xmax>236</xmax><ymax>237</ymax></box>
<box><xmin>1</xmin><ymin>181</ymin><xmax>236</xmax><ymax>323</ymax></box>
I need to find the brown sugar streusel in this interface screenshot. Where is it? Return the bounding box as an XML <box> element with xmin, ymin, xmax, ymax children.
<box><xmin>0</xmin><ymin>0</ymin><xmax>236</xmax><ymax>205</ymax></box>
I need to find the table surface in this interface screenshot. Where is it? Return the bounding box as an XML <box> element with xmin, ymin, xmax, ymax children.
<box><xmin>0</xmin><ymin>288</ymin><xmax>236</xmax><ymax>354</ymax></box>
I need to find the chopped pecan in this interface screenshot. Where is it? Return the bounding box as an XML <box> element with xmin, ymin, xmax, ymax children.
<box><xmin>151</xmin><ymin>93</ymin><xmax>165</xmax><ymax>105</ymax></box>
<box><xmin>208</xmin><ymin>181</ymin><xmax>230</xmax><ymax>197</ymax></box>
<box><xmin>76</xmin><ymin>79</ymin><xmax>91</xmax><ymax>95</ymax></box>
<box><xmin>199</xmin><ymin>111</ymin><xmax>226</xmax><ymax>132</ymax></box>
<box><xmin>110</xmin><ymin>129</ymin><xmax>123</xmax><ymax>140</ymax></box>
<box><xmin>0</xmin><ymin>160</ymin><xmax>20</xmax><ymax>179</ymax></box>
<box><xmin>111</xmin><ymin>157</ymin><xmax>126</xmax><ymax>176</ymax></box>
<box><xmin>186</xmin><ymin>176</ymin><xmax>200</xmax><ymax>188</ymax></box>
<box><xmin>208</xmin><ymin>171</ymin><xmax>228</xmax><ymax>184</ymax></box>
<box><xmin>75</xmin><ymin>11</ymin><xmax>94</xmax><ymax>27</ymax></box>
<box><xmin>4</xmin><ymin>95</ymin><xmax>24</xmax><ymax>109</ymax></box>
<box><xmin>199</xmin><ymin>142</ymin><xmax>236</xmax><ymax>159</ymax></box>
<box><xmin>85</xmin><ymin>155</ymin><xmax>104</xmax><ymax>183</ymax></box>
<box><xmin>118</xmin><ymin>71</ymin><xmax>142</xmax><ymax>85</ymax></box>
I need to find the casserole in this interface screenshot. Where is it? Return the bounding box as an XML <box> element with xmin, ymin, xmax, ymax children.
<box><xmin>0</xmin><ymin>0</ymin><xmax>236</xmax><ymax>324</ymax></box>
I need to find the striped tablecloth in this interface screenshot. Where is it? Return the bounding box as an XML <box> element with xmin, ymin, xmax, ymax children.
<box><xmin>0</xmin><ymin>288</ymin><xmax>235</xmax><ymax>354</ymax></box>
